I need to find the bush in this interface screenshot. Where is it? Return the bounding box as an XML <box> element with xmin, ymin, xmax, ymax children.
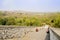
<box><xmin>6</xmin><ymin>17</ymin><xmax>16</xmax><ymax>25</ymax></box>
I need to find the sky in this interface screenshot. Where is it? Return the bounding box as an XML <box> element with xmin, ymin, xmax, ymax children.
<box><xmin>0</xmin><ymin>0</ymin><xmax>60</xmax><ymax>12</ymax></box>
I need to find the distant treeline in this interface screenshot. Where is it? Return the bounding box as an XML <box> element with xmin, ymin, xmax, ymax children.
<box><xmin>0</xmin><ymin>11</ymin><xmax>60</xmax><ymax>28</ymax></box>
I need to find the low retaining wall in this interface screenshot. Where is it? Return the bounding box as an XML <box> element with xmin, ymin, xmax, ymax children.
<box><xmin>0</xmin><ymin>27</ymin><xmax>34</xmax><ymax>40</ymax></box>
<box><xmin>50</xmin><ymin>29</ymin><xmax>60</xmax><ymax>40</ymax></box>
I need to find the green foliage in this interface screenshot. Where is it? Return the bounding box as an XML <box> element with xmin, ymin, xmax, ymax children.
<box><xmin>6</xmin><ymin>17</ymin><xmax>16</xmax><ymax>25</ymax></box>
<box><xmin>52</xmin><ymin>16</ymin><xmax>60</xmax><ymax>28</ymax></box>
<box><xmin>0</xmin><ymin>11</ymin><xmax>60</xmax><ymax>28</ymax></box>
<box><xmin>0</xmin><ymin>18</ymin><xmax>7</xmax><ymax>25</ymax></box>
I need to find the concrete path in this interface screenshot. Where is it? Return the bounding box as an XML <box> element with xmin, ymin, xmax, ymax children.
<box><xmin>22</xmin><ymin>28</ymin><xmax>46</xmax><ymax>40</ymax></box>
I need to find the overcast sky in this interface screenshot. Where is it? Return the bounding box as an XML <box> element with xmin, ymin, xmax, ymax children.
<box><xmin>0</xmin><ymin>0</ymin><xmax>60</xmax><ymax>12</ymax></box>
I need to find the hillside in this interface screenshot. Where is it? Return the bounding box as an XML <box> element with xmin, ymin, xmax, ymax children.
<box><xmin>0</xmin><ymin>11</ymin><xmax>60</xmax><ymax>27</ymax></box>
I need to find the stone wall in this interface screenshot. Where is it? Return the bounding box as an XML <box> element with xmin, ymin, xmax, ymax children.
<box><xmin>0</xmin><ymin>27</ymin><xmax>34</xmax><ymax>40</ymax></box>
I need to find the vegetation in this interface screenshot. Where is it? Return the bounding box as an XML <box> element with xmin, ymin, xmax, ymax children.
<box><xmin>0</xmin><ymin>11</ymin><xmax>60</xmax><ymax>28</ymax></box>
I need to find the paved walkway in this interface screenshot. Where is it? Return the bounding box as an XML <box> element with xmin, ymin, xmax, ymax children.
<box><xmin>22</xmin><ymin>28</ymin><xmax>46</xmax><ymax>40</ymax></box>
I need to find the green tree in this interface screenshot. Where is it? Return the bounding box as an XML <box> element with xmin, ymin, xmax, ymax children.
<box><xmin>6</xmin><ymin>17</ymin><xmax>16</xmax><ymax>25</ymax></box>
